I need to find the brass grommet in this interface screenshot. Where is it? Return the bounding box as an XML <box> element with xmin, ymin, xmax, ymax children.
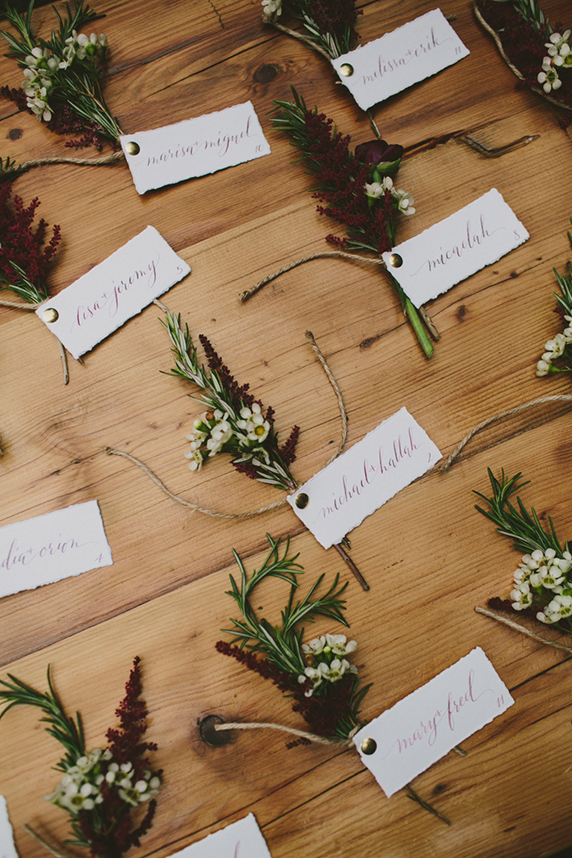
<box><xmin>389</xmin><ymin>253</ymin><xmax>403</xmax><ymax>268</ymax></box>
<box><xmin>339</xmin><ymin>63</ymin><xmax>354</xmax><ymax>77</ymax></box>
<box><xmin>125</xmin><ymin>141</ymin><xmax>140</xmax><ymax>156</ymax></box>
<box><xmin>295</xmin><ymin>492</ymin><xmax>309</xmax><ymax>509</ymax></box>
<box><xmin>360</xmin><ymin>737</ymin><xmax>377</xmax><ymax>755</ymax></box>
<box><xmin>42</xmin><ymin>308</ymin><xmax>59</xmax><ymax>323</ymax></box>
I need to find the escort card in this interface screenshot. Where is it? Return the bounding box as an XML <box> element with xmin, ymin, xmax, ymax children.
<box><xmin>381</xmin><ymin>189</ymin><xmax>529</xmax><ymax>308</ymax></box>
<box><xmin>354</xmin><ymin>648</ymin><xmax>514</xmax><ymax>798</ymax></box>
<box><xmin>0</xmin><ymin>500</ymin><xmax>113</xmax><ymax>599</ymax></box>
<box><xmin>167</xmin><ymin>814</ymin><xmax>272</xmax><ymax>858</ymax></box>
<box><xmin>287</xmin><ymin>407</ymin><xmax>440</xmax><ymax>549</ymax></box>
<box><xmin>36</xmin><ymin>226</ymin><xmax>190</xmax><ymax>359</ymax></box>
<box><xmin>331</xmin><ymin>9</ymin><xmax>469</xmax><ymax>110</ymax></box>
<box><xmin>0</xmin><ymin>797</ymin><xmax>19</xmax><ymax>858</ymax></box>
<box><xmin>120</xmin><ymin>102</ymin><xmax>271</xmax><ymax>195</ymax></box>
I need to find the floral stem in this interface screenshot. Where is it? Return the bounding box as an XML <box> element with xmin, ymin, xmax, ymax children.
<box><xmin>404</xmin><ymin>784</ymin><xmax>451</xmax><ymax>825</ymax></box>
<box><xmin>333</xmin><ymin>542</ymin><xmax>370</xmax><ymax>591</ymax></box>
<box><xmin>23</xmin><ymin>826</ymin><xmax>75</xmax><ymax>858</ymax></box>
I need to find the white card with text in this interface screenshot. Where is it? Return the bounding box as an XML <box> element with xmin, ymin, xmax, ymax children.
<box><xmin>167</xmin><ymin>814</ymin><xmax>272</xmax><ymax>858</ymax></box>
<box><xmin>0</xmin><ymin>501</ymin><xmax>113</xmax><ymax>599</ymax></box>
<box><xmin>354</xmin><ymin>647</ymin><xmax>514</xmax><ymax>797</ymax></box>
<box><xmin>0</xmin><ymin>797</ymin><xmax>19</xmax><ymax>858</ymax></box>
<box><xmin>287</xmin><ymin>407</ymin><xmax>440</xmax><ymax>549</ymax></box>
<box><xmin>121</xmin><ymin>102</ymin><xmax>271</xmax><ymax>195</ymax></box>
<box><xmin>36</xmin><ymin>226</ymin><xmax>190</xmax><ymax>359</ymax></box>
<box><xmin>381</xmin><ymin>189</ymin><xmax>528</xmax><ymax>308</ymax></box>
<box><xmin>332</xmin><ymin>9</ymin><xmax>469</xmax><ymax>110</ymax></box>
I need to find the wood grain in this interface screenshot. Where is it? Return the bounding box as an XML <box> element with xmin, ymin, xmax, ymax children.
<box><xmin>1</xmin><ymin>0</ymin><xmax>572</xmax><ymax>856</ymax></box>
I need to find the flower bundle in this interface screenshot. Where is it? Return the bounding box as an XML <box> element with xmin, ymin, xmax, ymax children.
<box><xmin>0</xmin><ymin>657</ymin><xmax>161</xmax><ymax>857</ymax></box>
<box><xmin>475</xmin><ymin>469</ymin><xmax>572</xmax><ymax>632</ymax></box>
<box><xmin>261</xmin><ymin>0</ymin><xmax>361</xmax><ymax>60</ymax></box>
<box><xmin>163</xmin><ymin>309</ymin><xmax>300</xmax><ymax>492</ymax></box>
<box><xmin>216</xmin><ymin>534</ymin><xmax>370</xmax><ymax>739</ymax></box>
<box><xmin>271</xmin><ymin>88</ymin><xmax>434</xmax><ymax>357</ymax></box>
<box><xmin>536</xmin><ymin>228</ymin><xmax>572</xmax><ymax>377</ymax></box>
<box><xmin>475</xmin><ymin>0</ymin><xmax>572</xmax><ymax>109</ymax></box>
<box><xmin>0</xmin><ymin>183</ymin><xmax>61</xmax><ymax>304</ymax></box>
<box><xmin>0</xmin><ymin>0</ymin><xmax>121</xmax><ymax>150</ymax></box>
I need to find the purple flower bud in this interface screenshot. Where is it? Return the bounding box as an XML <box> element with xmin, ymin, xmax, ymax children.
<box><xmin>354</xmin><ymin>139</ymin><xmax>404</xmax><ymax>177</ymax></box>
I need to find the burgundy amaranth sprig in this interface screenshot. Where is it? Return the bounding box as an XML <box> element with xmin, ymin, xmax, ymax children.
<box><xmin>217</xmin><ymin>534</ymin><xmax>370</xmax><ymax>740</ymax></box>
<box><xmin>0</xmin><ymin>657</ymin><xmax>162</xmax><ymax>858</ymax></box>
<box><xmin>0</xmin><ymin>183</ymin><xmax>61</xmax><ymax>303</ymax></box>
<box><xmin>262</xmin><ymin>0</ymin><xmax>361</xmax><ymax>61</ymax></box>
<box><xmin>270</xmin><ymin>88</ymin><xmax>434</xmax><ymax>358</ymax></box>
<box><xmin>163</xmin><ymin>309</ymin><xmax>300</xmax><ymax>491</ymax></box>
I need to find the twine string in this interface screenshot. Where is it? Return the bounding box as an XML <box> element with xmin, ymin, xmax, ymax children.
<box><xmin>475</xmin><ymin>606</ymin><xmax>572</xmax><ymax>653</ymax></box>
<box><xmin>214</xmin><ymin>720</ymin><xmax>355</xmax><ymax>747</ymax></box>
<box><xmin>1</xmin><ymin>150</ymin><xmax>125</xmax><ymax>175</ymax></box>
<box><xmin>440</xmin><ymin>395</ymin><xmax>572</xmax><ymax>472</ymax></box>
<box><xmin>239</xmin><ymin>251</ymin><xmax>386</xmax><ymax>303</ymax></box>
<box><xmin>0</xmin><ymin>297</ymin><xmax>70</xmax><ymax>384</ymax></box>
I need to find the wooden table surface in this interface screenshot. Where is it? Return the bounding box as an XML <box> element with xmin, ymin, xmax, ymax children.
<box><xmin>2</xmin><ymin>0</ymin><xmax>572</xmax><ymax>856</ymax></box>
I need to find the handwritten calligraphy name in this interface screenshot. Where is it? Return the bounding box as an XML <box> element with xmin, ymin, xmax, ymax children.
<box><xmin>145</xmin><ymin>115</ymin><xmax>258</xmax><ymax>166</ymax></box>
<box><xmin>357</xmin><ymin>27</ymin><xmax>450</xmax><ymax>86</ymax></box>
<box><xmin>317</xmin><ymin>429</ymin><xmax>419</xmax><ymax>521</ymax></box>
<box><xmin>75</xmin><ymin>257</ymin><xmax>159</xmax><ymax>326</ymax></box>
<box><xmin>379</xmin><ymin>669</ymin><xmax>496</xmax><ymax>760</ymax></box>
<box><xmin>412</xmin><ymin>215</ymin><xmax>507</xmax><ymax>276</ymax></box>
<box><xmin>1</xmin><ymin>535</ymin><xmax>85</xmax><ymax>571</ymax></box>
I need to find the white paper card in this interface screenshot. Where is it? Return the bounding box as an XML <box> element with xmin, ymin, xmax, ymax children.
<box><xmin>287</xmin><ymin>407</ymin><xmax>440</xmax><ymax>549</ymax></box>
<box><xmin>382</xmin><ymin>189</ymin><xmax>529</xmax><ymax>308</ymax></box>
<box><xmin>0</xmin><ymin>500</ymin><xmax>113</xmax><ymax>599</ymax></box>
<box><xmin>166</xmin><ymin>814</ymin><xmax>272</xmax><ymax>858</ymax></box>
<box><xmin>354</xmin><ymin>647</ymin><xmax>514</xmax><ymax>797</ymax></box>
<box><xmin>0</xmin><ymin>797</ymin><xmax>19</xmax><ymax>858</ymax></box>
<box><xmin>332</xmin><ymin>9</ymin><xmax>469</xmax><ymax>110</ymax></box>
<box><xmin>36</xmin><ymin>226</ymin><xmax>190</xmax><ymax>359</ymax></box>
<box><xmin>120</xmin><ymin>102</ymin><xmax>271</xmax><ymax>195</ymax></box>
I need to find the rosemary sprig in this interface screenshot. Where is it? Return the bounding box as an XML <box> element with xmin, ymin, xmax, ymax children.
<box><xmin>271</xmin><ymin>88</ymin><xmax>434</xmax><ymax>358</ymax></box>
<box><xmin>0</xmin><ymin>667</ymin><xmax>84</xmax><ymax>770</ymax></box>
<box><xmin>218</xmin><ymin>534</ymin><xmax>370</xmax><ymax>739</ymax></box>
<box><xmin>223</xmin><ymin>533</ymin><xmax>349</xmax><ymax>675</ymax></box>
<box><xmin>474</xmin><ymin>469</ymin><xmax>566</xmax><ymax>555</ymax></box>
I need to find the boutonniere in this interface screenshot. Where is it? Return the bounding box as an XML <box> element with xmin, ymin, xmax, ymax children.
<box><xmin>475</xmin><ymin>0</ymin><xmax>572</xmax><ymax>110</ymax></box>
<box><xmin>240</xmin><ymin>89</ymin><xmax>435</xmax><ymax>358</ymax></box>
<box><xmin>0</xmin><ymin>0</ymin><xmax>123</xmax><ymax>179</ymax></box>
<box><xmin>473</xmin><ymin>469</ymin><xmax>572</xmax><ymax>653</ymax></box>
<box><xmin>106</xmin><ymin>307</ymin><xmax>371</xmax><ymax>589</ymax></box>
<box><xmin>216</xmin><ymin>534</ymin><xmax>370</xmax><ymax>741</ymax></box>
<box><xmin>202</xmin><ymin>535</ymin><xmax>457</xmax><ymax>825</ymax></box>
<box><xmin>0</xmin><ymin>657</ymin><xmax>162</xmax><ymax>857</ymax></box>
<box><xmin>0</xmin><ymin>183</ymin><xmax>72</xmax><ymax>380</ymax></box>
<box><xmin>261</xmin><ymin>0</ymin><xmax>361</xmax><ymax>61</ymax></box>
<box><xmin>536</xmin><ymin>225</ymin><xmax>572</xmax><ymax>378</ymax></box>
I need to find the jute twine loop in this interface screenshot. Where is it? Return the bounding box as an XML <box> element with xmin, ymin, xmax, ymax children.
<box><xmin>475</xmin><ymin>606</ymin><xmax>572</xmax><ymax>653</ymax></box>
<box><xmin>440</xmin><ymin>395</ymin><xmax>572</xmax><ymax>472</ymax></box>
<box><xmin>104</xmin><ymin>325</ymin><xmax>349</xmax><ymax>519</ymax></box>
<box><xmin>239</xmin><ymin>251</ymin><xmax>386</xmax><ymax>303</ymax></box>
<box><xmin>213</xmin><ymin>720</ymin><xmax>358</xmax><ymax>747</ymax></box>
<box><xmin>0</xmin><ymin>297</ymin><xmax>70</xmax><ymax>383</ymax></box>
<box><xmin>1</xmin><ymin>150</ymin><xmax>125</xmax><ymax>176</ymax></box>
